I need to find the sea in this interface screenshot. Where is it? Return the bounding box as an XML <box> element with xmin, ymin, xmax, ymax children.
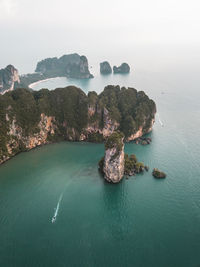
<box><xmin>0</xmin><ymin>44</ymin><xmax>200</xmax><ymax>267</ymax></box>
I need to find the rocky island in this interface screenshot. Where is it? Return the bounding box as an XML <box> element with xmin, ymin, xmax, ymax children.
<box><xmin>35</xmin><ymin>53</ymin><xmax>93</xmax><ymax>79</ymax></box>
<box><xmin>0</xmin><ymin>85</ymin><xmax>156</xmax><ymax>165</ymax></box>
<box><xmin>18</xmin><ymin>53</ymin><xmax>93</xmax><ymax>89</ymax></box>
<box><xmin>0</xmin><ymin>54</ymin><xmax>94</xmax><ymax>93</ymax></box>
<box><xmin>99</xmin><ymin>132</ymin><xmax>125</xmax><ymax>183</ymax></box>
<box><xmin>99</xmin><ymin>131</ymin><xmax>148</xmax><ymax>183</ymax></box>
<box><xmin>113</xmin><ymin>63</ymin><xmax>130</xmax><ymax>74</ymax></box>
<box><xmin>100</xmin><ymin>61</ymin><xmax>112</xmax><ymax>74</ymax></box>
<box><xmin>0</xmin><ymin>65</ymin><xmax>20</xmax><ymax>94</ymax></box>
<box><xmin>152</xmin><ymin>168</ymin><xmax>166</xmax><ymax>178</ymax></box>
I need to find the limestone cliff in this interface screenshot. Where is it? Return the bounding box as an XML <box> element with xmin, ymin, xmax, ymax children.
<box><xmin>103</xmin><ymin>132</ymin><xmax>125</xmax><ymax>183</ymax></box>
<box><xmin>113</xmin><ymin>63</ymin><xmax>130</xmax><ymax>74</ymax></box>
<box><xmin>99</xmin><ymin>132</ymin><xmax>148</xmax><ymax>183</ymax></box>
<box><xmin>100</xmin><ymin>61</ymin><xmax>112</xmax><ymax>74</ymax></box>
<box><xmin>35</xmin><ymin>53</ymin><xmax>93</xmax><ymax>79</ymax></box>
<box><xmin>0</xmin><ymin>85</ymin><xmax>156</xmax><ymax>165</ymax></box>
<box><xmin>0</xmin><ymin>65</ymin><xmax>20</xmax><ymax>94</ymax></box>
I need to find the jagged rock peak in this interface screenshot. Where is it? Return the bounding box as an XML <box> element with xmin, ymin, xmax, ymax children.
<box><xmin>0</xmin><ymin>65</ymin><xmax>20</xmax><ymax>94</ymax></box>
<box><xmin>113</xmin><ymin>63</ymin><xmax>130</xmax><ymax>74</ymax></box>
<box><xmin>103</xmin><ymin>132</ymin><xmax>125</xmax><ymax>183</ymax></box>
<box><xmin>100</xmin><ymin>61</ymin><xmax>112</xmax><ymax>74</ymax></box>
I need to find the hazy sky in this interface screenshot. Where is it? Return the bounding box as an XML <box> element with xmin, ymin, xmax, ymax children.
<box><xmin>1</xmin><ymin>0</ymin><xmax>200</xmax><ymax>43</ymax></box>
<box><xmin>0</xmin><ymin>0</ymin><xmax>200</xmax><ymax>72</ymax></box>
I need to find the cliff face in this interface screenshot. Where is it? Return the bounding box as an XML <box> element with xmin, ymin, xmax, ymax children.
<box><xmin>35</xmin><ymin>53</ymin><xmax>93</xmax><ymax>79</ymax></box>
<box><xmin>99</xmin><ymin>132</ymin><xmax>147</xmax><ymax>183</ymax></box>
<box><xmin>103</xmin><ymin>132</ymin><xmax>124</xmax><ymax>183</ymax></box>
<box><xmin>100</xmin><ymin>61</ymin><xmax>112</xmax><ymax>74</ymax></box>
<box><xmin>0</xmin><ymin>85</ymin><xmax>156</xmax><ymax>165</ymax></box>
<box><xmin>0</xmin><ymin>65</ymin><xmax>20</xmax><ymax>94</ymax></box>
<box><xmin>113</xmin><ymin>63</ymin><xmax>130</xmax><ymax>74</ymax></box>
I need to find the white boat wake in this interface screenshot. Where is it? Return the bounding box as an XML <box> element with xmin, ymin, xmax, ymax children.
<box><xmin>51</xmin><ymin>193</ymin><xmax>63</xmax><ymax>223</ymax></box>
<box><xmin>157</xmin><ymin>113</ymin><xmax>164</xmax><ymax>127</ymax></box>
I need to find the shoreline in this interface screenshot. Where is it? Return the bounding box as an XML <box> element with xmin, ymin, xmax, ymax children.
<box><xmin>28</xmin><ymin>76</ymin><xmax>65</xmax><ymax>89</ymax></box>
<box><xmin>0</xmin><ymin>128</ymin><xmax>153</xmax><ymax>166</ymax></box>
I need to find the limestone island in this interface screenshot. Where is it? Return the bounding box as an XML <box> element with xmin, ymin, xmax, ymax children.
<box><xmin>113</xmin><ymin>63</ymin><xmax>130</xmax><ymax>74</ymax></box>
<box><xmin>152</xmin><ymin>168</ymin><xmax>166</xmax><ymax>178</ymax></box>
<box><xmin>0</xmin><ymin>85</ymin><xmax>156</xmax><ymax>165</ymax></box>
<box><xmin>0</xmin><ymin>54</ymin><xmax>94</xmax><ymax>93</ymax></box>
<box><xmin>98</xmin><ymin>132</ymin><xmax>148</xmax><ymax>183</ymax></box>
<box><xmin>100</xmin><ymin>61</ymin><xmax>112</xmax><ymax>74</ymax></box>
<box><xmin>0</xmin><ymin>65</ymin><xmax>20</xmax><ymax>94</ymax></box>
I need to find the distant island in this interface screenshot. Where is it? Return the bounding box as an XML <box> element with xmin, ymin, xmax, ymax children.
<box><xmin>100</xmin><ymin>61</ymin><xmax>131</xmax><ymax>75</ymax></box>
<box><xmin>0</xmin><ymin>85</ymin><xmax>156</xmax><ymax>165</ymax></box>
<box><xmin>35</xmin><ymin>53</ymin><xmax>93</xmax><ymax>79</ymax></box>
<box><xmin>113</xmin><ymin>63</ymin><xmax>130</xmax><ymax>74</ymax></box>
<box><xmin>0</xmin><ymin>53</ymin><xmax>93</xmax><ymax>94</ymax></box>
<box><xmin>21</xmin><ymin>53</ymin><xmax>93</xmax><ymax>89</ymax></box>
<box><xmin>0</xmin><ymin>56</ymin><xmax>131</xmax><ymax>94</ymax></box>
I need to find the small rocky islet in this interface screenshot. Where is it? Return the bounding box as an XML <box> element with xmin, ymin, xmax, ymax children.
<box><xmin>100</xmin><ymin>61</ymin><xmax>112</xmax><ymax>74</ymax></box>
<box><xmin>152</xmin><ymin>168</ymin><xmax>166</xmax><ymax>178</ymax></box>
<box><xmin>99</xmin><ymin>131</ymin><xmax>166</xmax><ymax>183</ymax></box>
<box><xmin>134</xmin><ymin>137</ymin><xmax>152</xmax><ymax>145</ymax></box>
<box><xmin>99</xmin><ymin>61</ymin><xmax>130</xmax><ymax>75</ymax></box>
<box><xmin>113</xmin><ymin>63</ymin><xmax>130</xmax><ymax>74</ymax></box>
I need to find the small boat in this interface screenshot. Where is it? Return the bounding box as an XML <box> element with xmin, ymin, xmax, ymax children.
<box><xmin>52</xmin><ymin>216</ymin><xmax>56</xmax><ymax>223</ymax></box>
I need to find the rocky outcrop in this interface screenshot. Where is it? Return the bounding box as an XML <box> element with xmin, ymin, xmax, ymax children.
<box><xmin>152</xmin><ymin>168</ymin><xmax>166</xmax><ymax>178</ymax></box>
<box><xmin>35</xmin><ymin>53</ymin><xmax>93</xmax><ymax>79</ymax></box>
<box><xmin>103</xmin><ymin>132</ymin><xmax>125</xmax><ymax>183</ymax></box>
<box><xmin>99</xmin><ymin>132</ymin><xmax>148</xmax><ymax>183</ymax></box>
<box><xmin>124</xmin><ymin>154</ymin><xmax>147</xmax><ymax>176</ymax></box>
<box><xmin>134</xmin><ymin>137</ymin><xmax>152</xmax><ymax>145</ymax></box>
<box><xmin>1</xmin><ymin>113</ymin><xmax>57</xmax><ymax>164</ymax></box>
<box><xmin>100</xmin><ymin>61</ymin><xmax>112</xmax><ymax>74</ymax></box>
<box><xmin>113</xmin><ymin>63</ymin><xmax>130</xmax><ymax>74</ymax></box>
<box><xmin>0</xmin><ymin>65</ymin><xmax>20</xmax><ymax>94</ymax></box>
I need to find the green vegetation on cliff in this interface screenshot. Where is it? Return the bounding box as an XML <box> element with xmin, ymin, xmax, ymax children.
<box><xmin>124</xmin><ymin>153</ymin><xmax>145</xmax><ymax>175</ymax></box>
<box><xmin>98</xmin><ymin>86</ymin><xmax>156</xmax><ymax>137</ymax></box>
<box><xmin>98</xmin><ymin>134</ymin><xmax>147</xmax><ymax>181</ymax></box>
<box><xmin>0</xmin><ymin>85</ymin><xmax>156</xmax><ymax>163</ymax></box>
<box><xmin>105</xmin><ymin>131</ymin><xmax>124</xmax><ymax>151</ymax></box>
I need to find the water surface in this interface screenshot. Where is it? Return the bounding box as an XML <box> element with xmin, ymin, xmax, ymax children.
<box><xmin>1</xmin><ymin>48</ymin><xmax>200</xmax><ymax>266</ymax></box>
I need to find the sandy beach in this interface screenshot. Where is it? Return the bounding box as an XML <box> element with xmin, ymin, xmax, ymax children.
<box><xmin>29</xmin><ymin>77</ymin><xmax>64</xmax><ymax>89</ymax></box>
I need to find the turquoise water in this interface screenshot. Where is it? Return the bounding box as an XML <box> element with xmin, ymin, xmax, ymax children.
<box><xmin>1</xmin><ymin>53</ymin><xmax>200</xmax><ymax>266</ymax></box>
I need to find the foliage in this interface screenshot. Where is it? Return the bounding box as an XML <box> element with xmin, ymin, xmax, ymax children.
<box><xmin>0</xmin><ymin>85</ymin><xmax>156</xmax><ymax>162</ymax></box>
<box><xmin>97</xmin><ymin>85</ymin><xmax>156</xmax><ymax>137</ymax></box>
<box><xmin>88</xmin><ymin>132</ymin><xmax>104</xmax><ymax>143</ymax></box>
<box><xmin>124</xmin><ymin>153</ymin><xmax>145</xmax><ymax>175</ymax></box>
<box><xmin>152</xmin><ymin>168</ymin><xmax>166</xmax><ymax>178</ymax></box>
<box><xmin>105</xmin><ymin>131</ymin><xmax>124</xmax><ymax>151</ymax></box>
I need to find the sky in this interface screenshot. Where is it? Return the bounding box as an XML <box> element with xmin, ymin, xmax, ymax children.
<box><xmin>0</xmin><ymin>0</ymin><xmax>200</xmax><ymax>73</ymax></box>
